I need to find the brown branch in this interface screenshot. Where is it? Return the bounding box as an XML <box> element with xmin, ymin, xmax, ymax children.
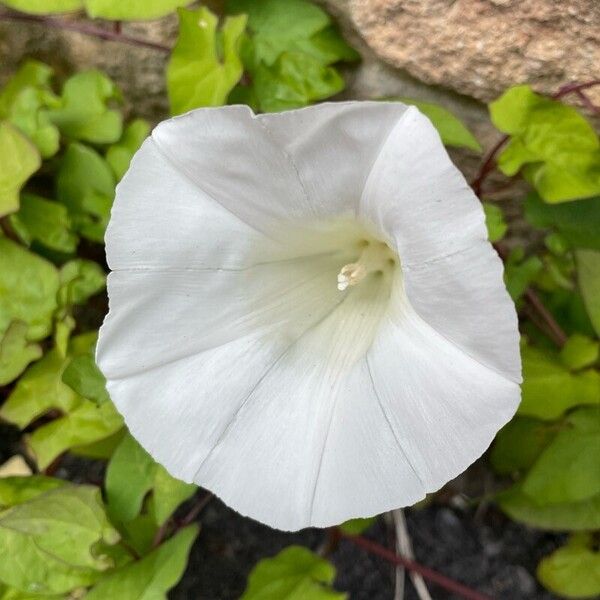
<box><xmin>338</xmin><ymin>531</ymin><xmax>494</xmax><ymax>600</ymax></box>
<box><xmin>0</xmin><ymin>10</ymin><xmax>170</xmax><ymax>53</ymax></box>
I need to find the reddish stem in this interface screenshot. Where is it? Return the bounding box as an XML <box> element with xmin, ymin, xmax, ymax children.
<box><xmin>552</xmin><ymin>79</ymin><xmax>600</xmax><ymax>99</ymax></box>
<box><xmin>0</xmin><ymin>10</ymin><xmax>170</xmax><ymax>52</ymax></box>
<box><xmin>470</xmin><ymin>135</ymin><xmax>509</xmax><ymax>196</ymax></box>
<box><xmin>574</xmin><ymin>89</ymin><xmax>600</xmax><ymax>115</ymax></box>
<box><xmin>179</xmin><ymin>491</ymin><xmax>214</xmax><ymax>527</ymax></box>
<box><xmin>524</xmin><ymin>288</ymin><xmax>567</xmax><ymax>347</ymax></box>
<box><xmin>339</xmin><ymin>531</ymin><xmax>494</xmax><ymax>600</ymax></box>
<box><xmin>152</xmin><ymin>491</ymin><xmax>213</xmax><ymax>548</ymax></box>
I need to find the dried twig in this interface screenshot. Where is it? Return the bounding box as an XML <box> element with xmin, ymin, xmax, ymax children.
<box><xmin>338</xmin><ymin>530</ymin><xmax>494</xmax><ymax>600</ymax></box>
<box><xmin>393</xmin><ymin>509</ymin><xmax>432</xmax><ymax>600</ymax></box>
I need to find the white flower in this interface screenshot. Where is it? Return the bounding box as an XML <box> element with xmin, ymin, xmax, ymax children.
<box><xmin>97</xmin><ymin>102</ymin><xmax>521</xmax><ymax>531</ymax></box>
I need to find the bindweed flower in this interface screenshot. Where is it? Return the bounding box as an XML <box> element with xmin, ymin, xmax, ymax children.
<box><xmin>97</xmin><ymin>102</ymin><xmax>521</xmax><ymax>531</ymax></box>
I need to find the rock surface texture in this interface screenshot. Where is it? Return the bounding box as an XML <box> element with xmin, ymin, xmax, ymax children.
<box><xmin>349</xmin><ymin>0</ymin><xmax>600</xmax><ymax>103</ymax></box>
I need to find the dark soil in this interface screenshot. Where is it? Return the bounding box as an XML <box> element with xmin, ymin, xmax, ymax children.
<box><xmin>171</xmin><ymin>494</ymin><xmax>561</xmax><ymax>600</ymax></box>
<box><xmin>0</xmin><ymin>423</ymin><xmax>561</xmax><ymax>600</ymax></box>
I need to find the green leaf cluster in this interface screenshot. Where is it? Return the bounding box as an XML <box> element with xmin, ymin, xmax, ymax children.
<box><xmin>487</xmin><ymin>94</ymin><xmax>600</xmax><ymax>592</ymax></box>
<box><xmin>227</xmin><ymin>0</ymin><xmax>359</xmax><ymax>112</ymax></box>
<box><xmin>490</xmin><ymin>85</ymin><xmax>600</xmax><ymax>203</ymax></box>
<box><xmin>0</xmin><ymin>54</ymin><xmax>202</xmax><ymax>598</ymax></box>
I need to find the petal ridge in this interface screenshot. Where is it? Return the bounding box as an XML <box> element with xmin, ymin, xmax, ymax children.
<box><xmin>190</xmin><ymin>292</ymin><xmax>354</xmax><ymax>484</ymax></box>
<box><xmin>149</xmin><ymin>136</ymin><xmax>274</xmax><ymax>239</ymax></box>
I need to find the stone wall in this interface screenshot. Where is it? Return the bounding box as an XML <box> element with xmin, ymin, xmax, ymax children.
<box><xmin>1</xmin><ymin>0</ymin><xmax>598</xmax><ymax>184</ymax></box>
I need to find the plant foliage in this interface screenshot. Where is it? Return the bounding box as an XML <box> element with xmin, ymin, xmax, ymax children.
<box><xmin>0</xmin><ymin>0</ymin><xmax>599</xmax><ymax>598</ymax></box>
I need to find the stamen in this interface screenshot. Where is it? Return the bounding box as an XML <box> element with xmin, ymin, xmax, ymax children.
<box><xmin>336</xmin><ymin>239</ymin><xmax>398</xmax><ymax>292</ymax></box>
<box><xmin>337</xmin><ymin>263</ymin><xmax>367</xmax><ymax>291</ymax></box>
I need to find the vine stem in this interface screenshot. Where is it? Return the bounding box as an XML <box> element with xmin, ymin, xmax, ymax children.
<box><xmin>523</xmin><ymin>288</ymin><xmax>568</xmax><ymax>346</ymax></box>
<box><xmin>552</xmin><ymin>79</ymin><xmax>600</xmax><ymax>99</ymax></box>
<box><xmin>470</xmin><ymin>135</ymin><xmax>509</xmax><ymax>196</ymax></box>
<box><xmin>494</xmin><ymin>244</ymin><xmax>567</xmax><ymax>347</ymax></box>
<box><xmin>0</xmin><ymin>10</ymin><xmax>171</xmax><ymax>52</ymax></box>
<box><xmin>152</xmin><ymin>491</ymin><xmax>214</xmax><ymax>549</ymax></box>
<box><xmin>338</xmin><ymin>531</ymin><xmax>494</xmax><ymax>600</ymax></box>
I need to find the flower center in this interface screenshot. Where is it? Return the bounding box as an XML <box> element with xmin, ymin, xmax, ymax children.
<box><xmin>336</xmin><ymin>240</ymin><xmax>397</xmax><ymax>292</ymax></box>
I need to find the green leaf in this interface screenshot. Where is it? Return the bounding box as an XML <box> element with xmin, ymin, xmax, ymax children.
<box><xmin>504</xmin><ymin>250</ymin><xmax>543</xmax><ymax>301</ymax></box>
<box><xmin>490</xmin><ymin>85</ymin><xmax>600</xmax><ymax>203</ymax></box>
<box><xmin>228</xmin><ymin>0</ymin><xmax>330</xmax><ymax>65</ymax></box>
<box><xmin>0</xmin><ymin>121</ymin><xmax>41</xmax><ymax>216</ymax></box>
<box><xmin>483</xmin><ymin>202</ymin><xmax>508</xmax><ymax>243</ymax></box>
<box><xmin>106</xmin><ymin>118</ymin><xmax>150</xmax><ymax>180</ymax></box>
<box><xmin>48</xmin><ymin>71</ymin><xmax>122</xmax><ymax>144</ymax></box>
<box><xmin>397</xmin><ymin>98</ymin><xmax>481</xmax><ymax>151</ymax></box>
<box><xmin>519</xmin><ymin>344</ymin><xmax>600</xmax><ymax>420</ymax></box>
<box><xmin>576</xmin><ymin>249</ymin><xmax>600</xmax><ymax>337</ymax></box>
<box><xmin>0</xmin><ymin>485</ymin><xmax>119</xmax><ymax>595</ymax></box>
<box><xmin>28</xmin><ymin>396</ymin><xmax>123</xmax><ymax>470</ymax></box>
<box><xmin>0</xmin><ymin>61</ymin><xmax>60</xmax><ymax>158</ymax></box>
<box><xmin>293</xmin><ymin>25</ymin><xmax>360</xmax><ymax>65</ymax></box>
<box><xmin>490</xmin><ymin>417</ymin><xmax>557</xmax><ymax>475</ymax></box>
<box><xmin>338</xmin><ymin>517</ymin><xmax>377</xmax><ymax>535</ymax></box>
<box><xmin>167</xmin><ymin>7</ymin><xmax>246</xmax><ymax>115</ymax></box>
<box><xmin>0</xmin><ymin>476</ymin><xmax>65</xmax><ymax>509</ymax></box>
<box><xmin>8</xmin><ymin>193</ymin><xmax>78</xmax><ymax>253</ymax></box>
<box><xmin>537</xmin><ymin>533</ymin><xmax>600</xmax><ymax>599</ymax></box>
<box><xmin>0</xmin><ymin>582</ymin><xmax>65</xmax><ymax>599</ymax></box>
<box><xmin>57</xmin><ymin>259</ymin><xmax>106</xmax><ymax>307</ymax></box>
<box><xmin>56</xmin><ymin>142</ymin><xmax>115</xmax><ymax>242</ymax></box>
<box><xmin>522</xmin><ymin>407</ymin><xmax>600</xmax><ymax>505</ymax></box>
<box><xmin>497</xmin><ymin>485</ymin><xmax>600</xmax><ymax>531</ymax></box>
<box><xmin>0</xmin><ymin>0</ymin><xmax>82</xmax><ymax>13</ymax></box>
<box><xmin>106</xmin><ymin>434</ymin><xmax>157</xmax><ymax>523</ymax></box>
<box><xmin>106</xmin><ymin>433</ymin><xmax>196</xmax><ymax>526</ymax></box>
<box><xmin>85</xmin><ymin>524</ymin><xmax>198</xmax><ymax>600</ymax></box>
<box><xmin>560</xmin><ymin>334</ymin><xmax>599</xmax><ymax>370</ymax></box>
<box><xmin>84</xmin><ymin>0</ymin><xmax>189</xmax><ymax>20</ymax></box>
<box><xmin>62</xmin><ymin>354</ymin><xmax>109</xmax><ymax>405</ymax></box>
<box><xmin>0</xmin><ymin>321</ymin><xmax>42</xmax><ymax>386</ymax></box>
<box><xmin>71</xmin><ymin>428</ymin><xmax>125</xmax><ymax>460</ymax></box>
<box><xmin>0</xmin><ymin>61</ymin><xmax>55</xmax><ymax>114</ymax></box>
<box><xmin>0</xmin><ymin>236</ymin><xmax>59</xmax><ymax>342</ymax></box>
<box><xmin>525</xmin><ymin>193</ymin><xmax>600</xmax><ymax>251</ymax></box>
<box><xmin>227</xmin><ymin>0</ymin><xmax>355</xmax><ymax>112</ymax></box>
<box><xmin>241</xmin><ymin>546</ymin><xmax>346</xmax><ymax>600</ymax></box>
<box><xmin>152</xmin><ymin>465</ymin><xmax>196</xmax><ymax>527</ymax></box>
<box><xmin>0</xmin><ymin>347</ymin><xmax>80</xmax><ymax>429</ymax></box>
<box><xmin>118</xmin><ymin>514</ymin><xmax>158</xmax><ymax>557</ymax></box>
<box><xmin>0</xmin><ymin>333</ymin><xmax>120</xmax><ymax>469</ymax></box>
<box><xmin>252</xmin><ymin>51</ymin><xmax>344</xmax><ymax>112</ymax></box>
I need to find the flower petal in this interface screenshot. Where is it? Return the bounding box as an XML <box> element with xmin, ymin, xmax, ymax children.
<box><xmin>106</xmin><ymin>138</ymin><xmax>271</xmax><ymax>271</ymax></box>
<box><xmin>97</xmin><ymin>253</ymin><xmax>344</xmax><ymax>381</ymax></box>
<box><xmin>256</xmin><ymin>102</ymin><xmax>409</xmax><ymax>216</ymax></box>
<box><xmin>365</xmin><ymin>280</ymin><xmax>521</xmax><ymax>493</ymax></box>
<box><xmin>360</xmin><ymin>106</ymin><xmax>487</xmax><ymax>264</ymax></box>
<box><xmin>151</xmin><ymin>105</ymin><xmax>314</xmax><ymax>234</ymax></box>
<box><xmin>403</xmin><ymin>241</ymin><xmax>521</xmax><ymax>383</ymax></box>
